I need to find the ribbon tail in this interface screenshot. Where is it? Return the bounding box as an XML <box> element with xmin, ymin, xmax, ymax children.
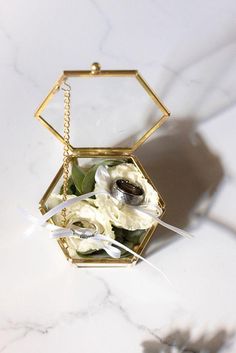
<box><xmin>102</xmin><ymin>244</ymin><xmax>121</xmax><ymax>258</ymax></box>
<box><xmin>136</xmin><ymin>208</ymin><xmax>193</xmax><ymax>239</ymax></box>
<box><xmin>94</xmin><ymin>235</ymin><xmax>173</xmax><ymax>286</ymax></box>
<box><xmin>50</xmin><ymin>228</ymin><xmax>73</xmax><ymax>239</ymax></box>
<box><xmin>23</xmin><ymin>224</ymin><xmax>37</xmax><ymax>237</ymax></box>
<box><xmin>50</xmin><ymin>229</ymin><xmax>171</xmax><ymax>284</ymax></box>
<box><xmin>18</xmin><ymin>207</ymin><xmax>41</xmax><ymax>237</ymax></box>
<box><xmin>156</xmin><ymin>217</ymin><xmax>193</xmax><ymax>239</ymax></box>
<box><xmin>39</xmin><ymin>190</ymin><xmax>109</xmax><ymax>225</ymax></box>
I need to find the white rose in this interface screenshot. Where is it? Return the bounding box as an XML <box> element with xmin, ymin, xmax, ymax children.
<box><xmin>47</xmin><ymin>194</ymin><xmax>115</xmax><ymax>256</ymax></box>
<box><xmin>94</xmin><ymin>163</ymin><xmax>163</xmax><ymax>230</ymax></box>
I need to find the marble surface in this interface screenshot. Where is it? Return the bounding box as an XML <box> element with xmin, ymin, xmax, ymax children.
<box><xmin>1</xmin><ymin>0</ymin><xmax>236</xmax><ymax>352</ymax></box>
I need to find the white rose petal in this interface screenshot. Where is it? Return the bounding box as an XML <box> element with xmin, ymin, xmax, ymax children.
<box><xmin>94</xmin><ymin>163</ymin><xmax>163</xmax><ymax>230</ymax></box>
<box><xmin>47</xmin><ymin>194</ymin><xmax>115</xmax><ymax>255</ymax></box>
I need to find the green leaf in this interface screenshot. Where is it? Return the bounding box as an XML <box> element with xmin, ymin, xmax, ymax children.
<box><xmin>81</xmin><ymin>165</ymin><xmax>98</xmax><ymax>194</ymax></box>
<box><xmin>76</xmin><ymin>241</ymin><xmax>134</xmax><ymax>259</ymax></box>
<box><xmin>119</xmin><ymin>240</ymin><xmax>134</xmax><ymax>256</ymax></box>
<box><xmin>61</xmin><ymin>158</ymin><xmax>126</xmax><ymax>197</ymax></box>
<box><xmin>60</xmin><ymin>176</ymin><xmax>77</xmax><ymax>195</ymax></box>
<box><xmin>123</xmin><ymin>229</ymin><xmax>146</xmax><ymax>245</ymax></box>
<box><xmin>71</xmin><ymin>161</ymin><xmax>85</xmax><ymax>194</ymax></box>
<box><xmin>101</xmin><ymin>159</ymin><xmax>125</xmax><ymax>167</ymax></box>
<box><xmin>113</xmin><ymin>226</ymin><xmax>146</xmax><ymax>246</ymax></box>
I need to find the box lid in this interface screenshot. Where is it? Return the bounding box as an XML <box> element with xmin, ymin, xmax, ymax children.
<box><xmin>35</xmin><ymin>63</ymin><xmax>170</xmax><ymax>154</ymax></box>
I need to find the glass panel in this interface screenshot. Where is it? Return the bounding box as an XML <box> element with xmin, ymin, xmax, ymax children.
<box><xmin>41</xmin><ymin>76</ymin><xmax>164</xmax><ymax>148</ymax></box>
<box><xmin>42</xmin><ymin>155</ymin><xmax>164</xmax><ymax>265</ymax></box>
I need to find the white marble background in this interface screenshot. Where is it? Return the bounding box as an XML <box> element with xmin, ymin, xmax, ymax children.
<box><xmin>0</xmin><ymin>0</ymin><xmax>236</xmax><ymax>352</ymax></box>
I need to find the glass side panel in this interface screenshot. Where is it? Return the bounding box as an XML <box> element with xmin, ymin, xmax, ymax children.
<box><xmin>41</xmin><ymin>76</ymin><xmax>164</xmax><ymax>148</ymax></box>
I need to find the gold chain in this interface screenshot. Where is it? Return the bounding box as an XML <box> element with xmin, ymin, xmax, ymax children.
<box><xmin>61</xmin><ymin>82</ymin><xmax>71</xmax><ymax>227</ymax></box>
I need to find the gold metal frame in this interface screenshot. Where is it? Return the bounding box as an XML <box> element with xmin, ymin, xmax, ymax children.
<box><xmin>39</xmin><ymin>154</ymin><xmax>166</xmax><ymax>267</ymax></box>
<box><xmin>35</xmin><ymin>63</ymin><xmax>170</xmax><ymax>267</ymax></box>
<box><xmin>34</xmin><ymin>63</ymin><xmax>170</xmax><ymax>154</ymax></box>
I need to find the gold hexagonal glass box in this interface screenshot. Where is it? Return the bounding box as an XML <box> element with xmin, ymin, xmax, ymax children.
<box><xmin>35</xmin><ymin>63</ymin><xmax>170</xmax><ymax>267</ymax></box>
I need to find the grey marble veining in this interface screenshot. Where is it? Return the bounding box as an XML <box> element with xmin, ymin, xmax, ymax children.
<box><xmin>0</xmin><ymin>0</ymin><xmax>236</xmax><ymax>352</ymax></box>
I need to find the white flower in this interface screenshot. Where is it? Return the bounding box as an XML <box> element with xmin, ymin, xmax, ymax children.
<box><xmin>94</xmin><ymin>163</ymin><xmax>163</xmax><ymax>230</ymax></box>
<box><xmin>47</xmin><ymin>194</ymin><xmax>115</xmax><ymax>256</ymax></box>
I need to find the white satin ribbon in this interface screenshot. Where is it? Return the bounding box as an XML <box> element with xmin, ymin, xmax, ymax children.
<box><xmin>95</xmin><ymin>165</ymin><xmax>193</xmax><ymax>239</ymax></box>
<box><xmin>31</xmin><ymin>165</ymin><xmax>192</xmax><ymax>239</ymax></box>
<box><xmin>22</xmin><ymin>209</ymin><xmax>172</xmax><ymax>283</ymax></box>
<box><xmin>49</xmin><ymin>227</ymin><xmax>172</xmax><ymax>285</ymax></box>
<box><xmin>131</xmin><ymin>207</ymin><xmax>192</xmax><ymax>239</ymax></box>
<box><xmin>20</xmin><ymin>207</ymin><xmax>121</xmax><ymax>259</ymax></box>
<box><xmin>49</xmin><ymin>226</ymin><xmax>122</xmax><ymax>259</ymax></box>
<box><xmin>22</xmin><ymin>164</ymin><xmax>193</xmax><ymax>284</ymax></box>
<box><xmin>38</xmin><ymin>190</ymin><xmax>108</xmax><ymax>226</ymax></box>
